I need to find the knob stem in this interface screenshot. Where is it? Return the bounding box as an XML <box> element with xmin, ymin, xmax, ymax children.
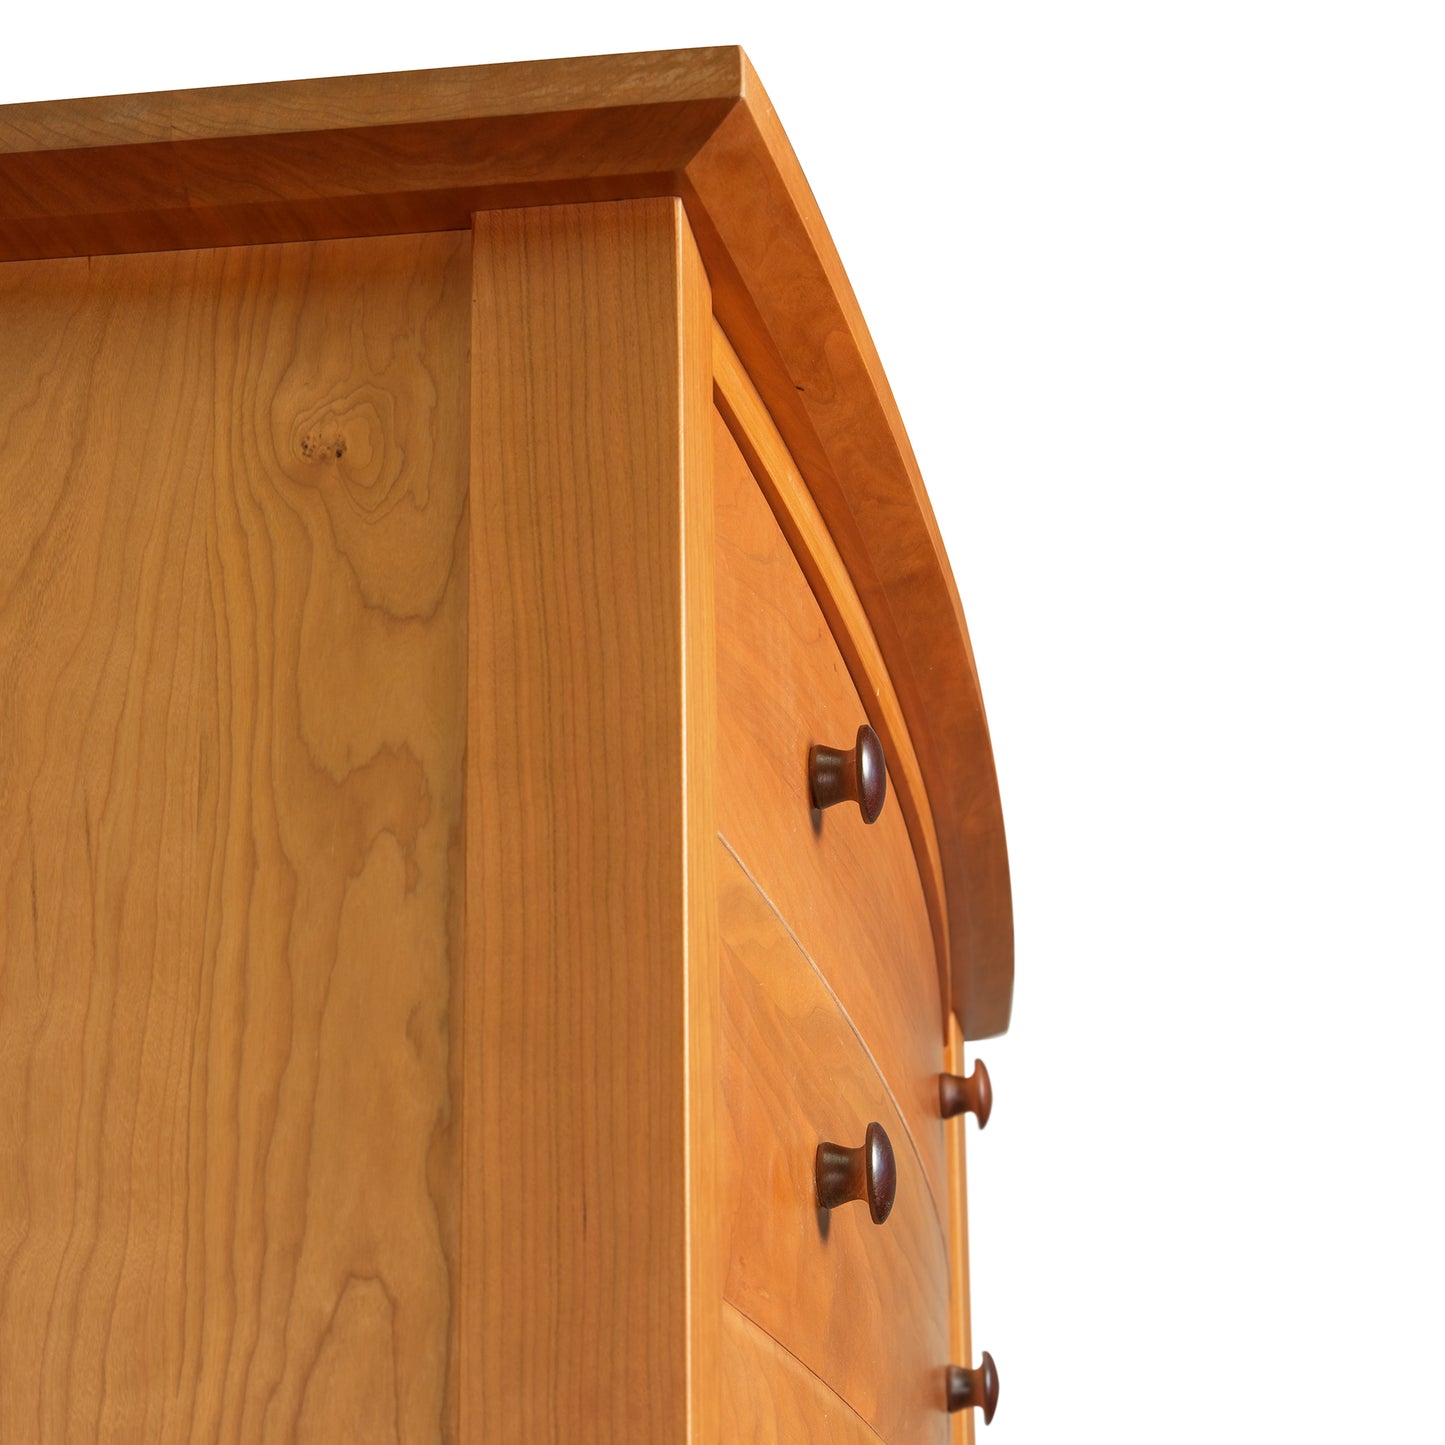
<box><xmin>814</xmin><ymin>1121</ymin><xmax>896</xmax><ymax>1224</ymax></box>
<box><xmin>809</xmin><ymin>723</ymin><xmax>887</xmax><ymax>823</ymax></box>
<box><xmin>946</xmin><ymin>1353</ymin><xmax>999</xmax><ymax>1423</ymax></box>
<box><xmin>939</xmin><ymin>1059</ymin><xmax>993</xmax><ymax>1127</ymax></box>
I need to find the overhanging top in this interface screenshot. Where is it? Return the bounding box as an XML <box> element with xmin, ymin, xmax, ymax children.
<box><xmin>0</xmin><ymin>47</ymin><xmax>1014</xmax><ymax>1037</ymax></box>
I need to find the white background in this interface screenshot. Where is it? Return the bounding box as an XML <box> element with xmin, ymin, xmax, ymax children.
<box><xmin>5</xmin><ymin>3</ymin><xmax>1442</xmax><ymax>1439</ymax></box>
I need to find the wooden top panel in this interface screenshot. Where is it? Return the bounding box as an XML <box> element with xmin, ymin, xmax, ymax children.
<box><xmin>0</xmin><ymin>49</ymin><xmax>744</xmax><ymax>151</ymax></box>
<box><xmin>0</xmin><ymin>46</ymin><xmax>1013</xmax><ymax>1037</ymax></box>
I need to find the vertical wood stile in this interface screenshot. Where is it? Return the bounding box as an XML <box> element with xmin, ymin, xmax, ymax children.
<box><xmin>463</xmin><ymin>198</ymin><xmax>717</xmax><ymax>1444</ymax></box>
<box><xmin>946</xmin><ymin>1015</ymin><xmax>977</xmax><ymax>1445</ymax></box>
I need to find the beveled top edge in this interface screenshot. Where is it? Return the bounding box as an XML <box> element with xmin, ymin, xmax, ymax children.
<box><xmin>0</xmin><ymin>45</ymin><xmax>745</xmax><ymax>153</ymax></box>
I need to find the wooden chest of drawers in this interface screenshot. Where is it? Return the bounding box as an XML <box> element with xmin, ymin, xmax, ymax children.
<box><xmin>0</xmin><ymin>48</ymin><xmax>1012</xmax><ymax>1442</ymax></box>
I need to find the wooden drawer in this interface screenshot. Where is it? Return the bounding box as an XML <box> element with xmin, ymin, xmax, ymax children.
<box><xmin>719</xmin><ymin>848</ymin><xmax>950</xmax><ymax>1443</ymax></box>
<box><xmin>714</xmin><ymin>408</ymin><xmax>947</xmax><ymax>1208</ymax></box>
<box><xmin>721</xmin><ymin>1303</ymin><xmax>880</xmax><ymax>1443</ymax></box>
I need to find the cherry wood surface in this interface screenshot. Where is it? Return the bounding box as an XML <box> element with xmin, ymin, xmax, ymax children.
<box><xmin>0</xmin><ymin>114</ymin><xmax>988</xmax><ymax>1431</ymax></box>
<box><xmin>0</xmin><ymin>51</ymin><xmax>738</xmax><ymax>261</ymax></box>
<box><xmin>713</xmin><ymin>322</ymin><xmax>952</xmax><ymax>1020</ymax></box>
<box><xmin>714</xmin><ymin>409</ymin><xmax>947</xmax><ymax>1213</ymax></box>
<box><xmin>0</xmin><ymin>231</ymin><xmax>469</xmax><ymax>1441</ymax></box>
<box><xmin>0</xmin><ymin>49</ymin><xmax>742</xmax><ymax>151</ymax></box>
<box><xmin>720</xmin><ymin>1303</ymin><xmax>884</xmax><ymax>1445</ymax></box>
<box><xmin>946</xmin><ymin>1018</ymin><xmax>979</xmax><ymax>1445</ymax></box>
<box><xmin>465</xmin><ymin>198</ymin><xmax>719</xmax><ymax>1443</ymax></box>
<box><xmin>683</xmin><ymin>54</ymin><xmax>1013</xmax><ymax>1038</ymax></box>
<box><xmin>718</xmin><ymin>848</ymin><xmax>949</xmax><ymax>1445</ymax></box>
<box><xmin>0</xmin><ymin>47</ymin><xmax>1013</xmax><ymax>1038</ymax></box>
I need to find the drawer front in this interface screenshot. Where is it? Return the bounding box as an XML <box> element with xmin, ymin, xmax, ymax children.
<box><xmin>719</xmin><ymin>849</ymin><xmax>950</xmax><ymax>1442</ymax></box>
<box><xmin>722</xmin><ymin>1303</ymin><xmax>881</xmax><ymax>1443</ymax></box>
<box><xmin>714</xmin><ymin>408</ymin><xmax>947</xmax><ymax>1206</ymax></box>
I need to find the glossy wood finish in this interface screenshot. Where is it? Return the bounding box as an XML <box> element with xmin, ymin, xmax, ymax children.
<box><xmin>0</xmin><ymin>232</ymin><xmax>469</xmax><ymax>1441</ymax></box>
<box><xmin>682</xmin><ymin>55</ymin><xmax>1013</xmax><ymax>1037</ymax></box>
<box><xmin>718</xmin><ymin>849</ymin><xmax>948</xmax><ymax>1445</ymax></box>
<box><xmin>1</xmin><ymin>54</ymin><xmax>1002</xmax><ymax>1438</ymax></box>
<box><xmin>465</xmin><ymin>198</ymin><xmax>718</xmax><ymax>1442</ymax></box>
<box><xmin>809</xmin><ymin>724</ymin><xmax>888</xmax><ymax>824</ymax></box>
<box><xmin>0</xmin><ymin>51</ymin><xmax>739</xmax><ymax>260</ymax></box>
<box><xmin>940</xmin><ymin>1060</ymin><xmax>993</xmax><ymax>1128</ymax></box>
<box><xmin>0</xmin><ymin>47</ymin><xmax>1012</xmax><ymax>1039</ymax></box>
<box><xmin>0</xmin><ymin>49</ymin><xmax>743</xmax><ymax>151</ymax></box>
<box><xmin>715</xmin><ymin>410</ymin><xmax>948</xmax><ymax>1211</ymax></box>
<box><xmin>721</xmin><ymin>1305</ymin><xmax>883</xmax><ymax>1444</ymax></box>
<box><xmin>945</xmin><ymin>1018</ymin><xmax>978</xmax><ymax>1445</ymax></box>
<box><xmin>712</xmin><ymin>322</ymin><xmax>952</xmax><ymax>1018</ymax></box>
<box><xmin>680</xmin><ymin>208</ymin><xmax>725</xmax><ymax>1445</ymax></box>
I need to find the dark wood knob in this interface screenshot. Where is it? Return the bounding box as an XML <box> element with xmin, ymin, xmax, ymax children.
<box><xmin>939</xmin><ymin>1059</ymin><xmax>992</xmax><ymax>1127</ymax></box>
<box><xmin>815</xmin><ymin>1121</ymin><xmax>896</xmax><ymax>1223</ymax></box>
<box><xmin>809</xmin><ymin>723</ymin><xmax>887</xmax><ymax>823</ymax></box>
<box><xmin>946</xmin><ymin>1353</ymin><xmax>999</xmax><ymax>1423</ymax></box>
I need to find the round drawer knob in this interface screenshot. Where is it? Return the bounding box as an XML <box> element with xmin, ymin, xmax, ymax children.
<box><xmin>946</xmin><ymin>1353</ymin><xmax>999</xmax><ymax>1423</ymax></box>
<box><xmin>808</xmin><ymin>723</ymin><xmax>887</xmax><ymax>823</ymax></box>
<box><xmin>815</xmin><ymin>1121</ymin><xmax>896</xmax><ymax>1223</ymax></box>
<box><xmin>939</xmin><ymin>1059</ymin><xmax>993</xmax><ymax>1127</ymax></box>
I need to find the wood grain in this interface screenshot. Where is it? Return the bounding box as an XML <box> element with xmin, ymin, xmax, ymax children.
<box><xmin>465</xmin><ymin>198</ymin><xmax>717</xmax><ymax>1443</ymax></box>
<box><xmin>946</xmin><ymin>1017</ymin><xmax>978</xmax><ymax>1445</ymax></box>
<box><xmin>0</xmin><ymin>49</ymin><xmax>744</xmax><ymax>152</ymax></box>
<box><xmin>0</xmin><ymin>46</ymin><xmax>1013</xmax><ymax>1039</ymax></box>
<box><xmin>714</xmin><ymin>410</ymin><xmax>947</xmax><ymax>1213</ymax></box>
<box><xmin>720</xmin><ymin>1303</ymin><xmax>883</xmax><ymax>1444</ymax></box>
<box><xmin>712</xmin><ymin>320</ymin><xmax>952</xmax><ymax>1023</ymax></box>
<box><xmin>718</xmin><ymin>849</ymin><xmax>949</xmax><ymax>1444</ymax></box>
<box><xmin>680</xmin><ymin>197</ymin><xmax>724</xmax><ymax>1445</ymax></box>
<box><xmin>0</xmin><ymin>53</ymin><xmax>740</xmax><ymax>262</ymax></box>
<box><xmin>0</xmin><ymin>231</ymin><xmax>470</xmax><ymax>1441</ymax></box>
<box><xmin>682</xmin><ymin>57</ymin><xmax>1015</xmax><ymax>1037</ymax></box>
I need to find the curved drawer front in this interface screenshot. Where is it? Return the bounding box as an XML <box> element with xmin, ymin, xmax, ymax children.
<box><xmin>714</xmin><ymin>408</ymin><xmax>946</xmax><ymax>1206</ymax></box>
<box><xmin>718</xmin><ymin>850</ymin><xmax>950</xmax><ymax>1443</ymax></box>
<box><xmin>721</xmin><ymin>1304</ymin><xmax>882</xmax><ymax>1444</ymax></box>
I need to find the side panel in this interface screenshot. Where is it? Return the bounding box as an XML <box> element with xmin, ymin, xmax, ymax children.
<box><xmin>464</xmin><ymin>198</ymin><xmax>717</xmax><ymax>1443</ymax></box>
<box><xmin>0</xmin><ymin>233</ymin><xmax>470</xmax><ymax>1441</ymax></box>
